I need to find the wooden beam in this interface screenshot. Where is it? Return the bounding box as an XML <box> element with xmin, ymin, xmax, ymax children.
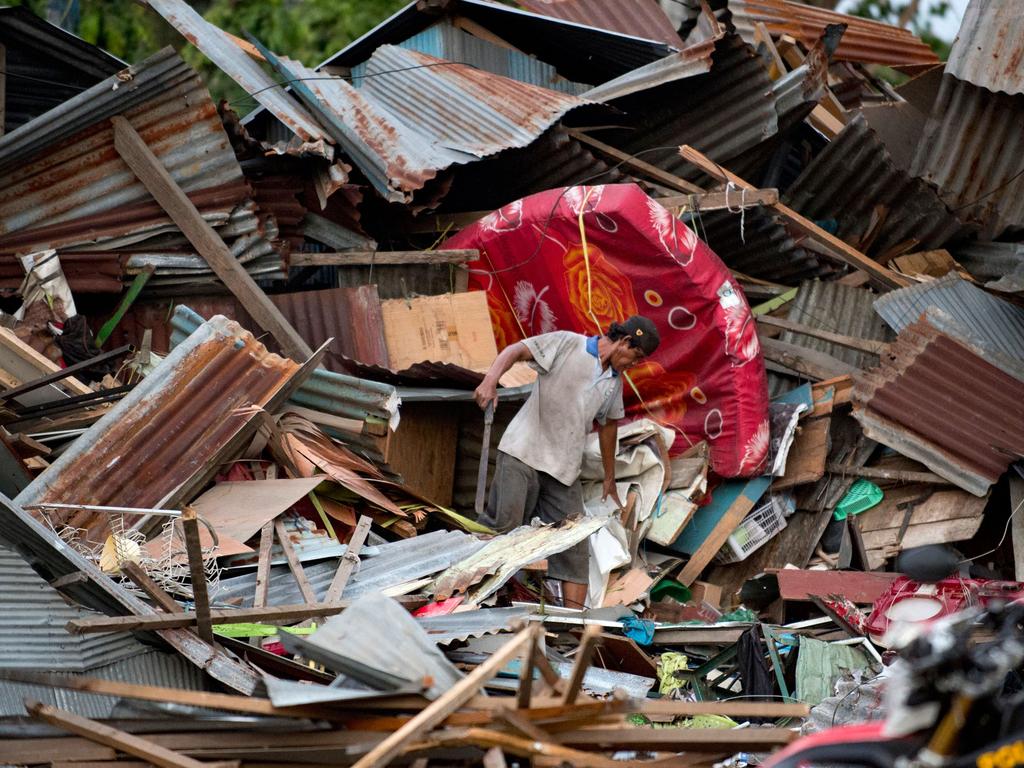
<box><xmin>324</xmin><ymin>515</ymin><xmax>372</xmax><ymax>605</ymax></box>
<box><xmin>111</xmin><ymin>115</ymin><xmax>313</xmax><ymax>361</ymax></box>
<box><xmin>275</xmin><ymin>518</ymin><xmax>318</xmax><ymax>605</ymax></box>
<box><xmin>639</xmin><ymin>700</ymin><xmax>808</xmax><ymax>718</ymax></box>
<box><xmin>756</xmin><ymin>315</ymin><xmax>887</xmax><ymax>355</ymax></box>
<box><xmin>25</xmin><ymin>699</ymin><xmax>210</xmax><ymax>768</ymax></box>
<box><xmin>253</xmin><ymin>520</ymin><xmax>275</xmax><ymax>609</ymax></box>
<box><xmin>409</xmin><ymin>728</ymin><xmax>619</xmax><ymax>768</ymax></box>
<box><xmin>759</xmin><ymin>337</ymin><xmax>860</xmax><ymax>381</ymax></box>
<box><xmin>826</xmin><ymin>463</ymin><xmax>952</xmax><ymax>485</ymax></box>
<box><xmin>656</xmin><ymin>188</ymin><xmax>780</xmax><ymax>212</ymax></box>
<box><xmin>516</xmin><ymin>624</ymin><xmax>541</xmax><ymax>709</ymax></box>
<box><xmin>121</xmin><ymin>562</ymin><xmax>180</xmax><ymax>614</ymax></box>
<box><xmin>67</xmin><ymin>597</ymin><xmax>425</xmax><ymax>634</ymax></box>
<box><xmin>290</xmin><ymin>249</ymin><xmax>478</xmax><ymax>267</ymax></box>
<box><xmin>567</xmin><ymin>130</ymin><xmax>703</xmax><ymax>193</ymax></box>
<box><xmin>562</xmin><ymin>625</ymin><xmax>602</xmax><ymax>705</ymax></box>
<box><xmin>678</xmin><ymin>145</ymin><xmax>909</xmax><ymax>289</ymax></box>
<box><xmin>557</xmin><ymin>727</ymin><xmax>796</xmax><ymax>751</ymax></box>
<box><xmin>181</xmin><ymin>506</ymin><xmax>213</xmax><ymax>643</ymax></box>
<box><xmin>351</xmin><ymin>628</ymin><xmax>534</xmax><ymax>768</ymax></box>
<box><xmin>494</xmin><ymin>707</ymin><xmax>557</xmax><ymax>744</ymax></box>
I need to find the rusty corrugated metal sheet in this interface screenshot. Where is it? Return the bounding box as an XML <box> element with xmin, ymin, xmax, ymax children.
<box><xmin>270</xmin><ymin>286</ymin><xmax>391</xmax><ymax>373</ymax></box>
<box><xmin>784</xmin><ymin>114</ymin><xmax>966</xmax><ymax>257</ymax></box>
<box><xmin>726</xmin><ymin>0</ymin><xmax>939</xmax><ymax>68</ymax></box>
<box><xmin>0</xmin><ymin>252</ymin><xmax>123</xmax><ymax>293</ymax></box>
<box><xmin>146</xmin><ymin>0</ymin><xmax>331</xmax><ymax>153</ymax></box>
<box><xmin>0</xmin><ymin>48</ymin><xmax>250</xmax><ymax>255</ymax></box>
<box><xmin>258</xmin><ymin>43</ymin><xmax>593</xmax><ymax>203</ymax></box>
<box><xmin>853</xmin><ymin>309</ymin><xmax>1024</xmax><ymax>496</ymax></box>
<box><xmin>910</xmin><ymin>73</ymin><xmax>1024</xmax><ymax>239</ymax></box>
<box><xmin>16</xmin><ymin>315</ymin><xmax>301</xmax><ymax>540</ymax></box>
<box><xmin>946</xmin><ymin>0</ymin><xmax>1024</xmax><ymax>96</ymax></box>
<box><xmin>517</xmin><ymin>0</ymin><xmax>685</xmax><ymax>48</ymax></box>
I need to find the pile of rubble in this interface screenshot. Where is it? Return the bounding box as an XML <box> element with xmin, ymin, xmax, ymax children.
<box><xmin>1</xmin><ymin>0</ymin><xmax>1023</xmax><ymax>765</ymax></box>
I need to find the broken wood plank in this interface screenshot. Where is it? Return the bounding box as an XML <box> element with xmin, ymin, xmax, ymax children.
<box><xmin>0</xmin><ymin>327</ymin><xmax>92</xmax><ymax>396</ymax></box>
<box><xmin>290</xmin><ymin>250</ymin><xmax>478</xmax><ymax>267</ymax></box>
<box><xmin>562</xmin><ymin>625</ymin><xmax>602</xmax><ymax>705</ymax></box>
<box><xmin>566</xmin><ymin>129</ymin><xmax>702</xmax><ymax>193</ymax></box>
<box><xmin>121</xmin><ymin>562</ymin><xmax>180</xmax><ymax>614</ymax></box>
<box><xmin>0</xmin><ymin>737</ymin><xmax>117</xmax><ymax>763</ymax></box>
<box><xmin>351</xmin><ymin>628</ymin><xmax>533</xmax><ymax>768</ymax></box>
<box><xmin>67</xmin><ymin>597</ymin><xmax>426</xmax><ymax>634</ymax></box>
<box><xmin>324</xmin><ymin>515</ymin><xmax>373</xmax><ymax>605</ymax></box>
<box><xmin>275</xmin><ymin>517</ymin><xmax>318</xmax><ymax>605</ymax></box>
<box><xmin>558</xmin><ymin>727</ymin><xmax>795</xmax><ymax>751</ymax></box>
<box><xmin>757</xmin><ymin>315</ymin><xmax>887</xmax><ymax>355</ymax></box>
<box><xmin>516</xmin><ymin>624</ymin><xmax>542</xmax><ymax>709</ymax></box>
<box><xmin>679</xmin><ymin>145</ymin><xmax>909</xmax><ymax>289</ymax></box>
<box><xmin>111</xmin><ymin>115</ymin><xmax>313</xmax><ymax>361</ymax></box>
<box><xmin>759</xmin><ymin>337</ymin><xmax>860</xmax><ymax>381</ymax></box>
<box><xmin>639</xmin><ymin>700</ymin><xmax>808</xmax><ymax>718</ymax></box>
<box><xmin>410</xmin><ymin>727</ymin><xmax>620</xmax><ymax>768</ymax></box>
<box><xmin>826</xmin><ymin>463</ymin><xmax>951</xmax><ymax>485</ymax></box>
<box><xmin>25</xmin><ymin>699</ymin><xmax>210</xmax><ymax>768</ymax></box>
<box><xmin>253</xmin><ymin>520</ymin><xmax>274</xmax><ymax>609</ymax></box>
<box><xmin>774</xmin><ymin>416</ymin><xmax>831</xmax><ymax>490</ymax></box>
<box><xmin>181</xmin><ymin>506</ymin><xmax>213</xmax><ymax>643</ymax></box>
<box><xmin>494</xmin><ymin>707</ymin><xmax>557</xmax><ymax>744</ymax></box>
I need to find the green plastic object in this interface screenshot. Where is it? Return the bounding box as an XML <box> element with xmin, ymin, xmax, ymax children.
<box><xmin>650</xmin><ymin>579</ymin><xmax>691</xmax><ymax>604</ymax></box>
<box><xmin>834</xmin><ymin>479</ymin><xmax>883</xmax><ymax>520</ymax></box>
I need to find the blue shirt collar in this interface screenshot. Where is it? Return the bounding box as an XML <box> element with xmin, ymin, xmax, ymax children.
<box><xmin>586</xmin><ymin>335</ymin><xmax>618</xmax><ymax>377</ymax></box>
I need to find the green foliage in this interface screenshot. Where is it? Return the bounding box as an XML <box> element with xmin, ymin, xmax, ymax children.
<box><xmin>845</xmin><ymin>0</ymin><xmax>954</xmax><ymax>59</ymax></box>
<box><xmin>13</xmin><ymin>0</ymin><xmax>407</xmax><ymax>108</ymax></box>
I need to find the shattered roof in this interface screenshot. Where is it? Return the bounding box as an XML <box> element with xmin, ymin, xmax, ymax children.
<box><xmin>945</xmin><ymin>0</ymin><xmax>1024</xmax><ymax>96</ymax></box>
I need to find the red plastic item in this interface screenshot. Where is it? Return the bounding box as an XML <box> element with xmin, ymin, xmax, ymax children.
<box><xmin>413</xmin><ymin>596</ymin><xmax>465</xmax><ymax>617</ymax></box>
<box><xmin>447</xmin><ymin>183</ymin><xmax>770</xmax><ymax>476</ymax></box>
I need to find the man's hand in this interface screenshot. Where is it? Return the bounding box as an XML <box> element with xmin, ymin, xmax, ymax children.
<box><xmin>602</xmin><ymin>475</ymin><xmax>623</xmax><ymax>510</ymax></box>
<box><xmin>474</xmin><ymin>381</ymin><xmax>498</xmax><ymax>411</ymax></box>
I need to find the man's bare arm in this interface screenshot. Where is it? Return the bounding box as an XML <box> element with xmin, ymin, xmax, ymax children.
<box><xmin>474</xmin><ymin>342</ymin><xmax>532</xmax><ymax>410</ymax></box>
<box><xmin>598</xmin><ymin>419</ymin><xmax>623</xmax><ymax>508</ymax></box>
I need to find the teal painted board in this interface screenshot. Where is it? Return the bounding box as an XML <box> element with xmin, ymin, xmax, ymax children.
<box><xmin>774</xmin><ymin>382</ymin><xmax>813</xmax><ymax>407</ymax></box>
<box><xmin>667</xmin><ymin>475</ymin><xmax>771</xmax><ymax>556</ymax></box>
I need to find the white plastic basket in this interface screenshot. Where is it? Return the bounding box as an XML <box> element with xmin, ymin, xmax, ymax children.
<box><xmin>714</xmin><ymin>498</ymin><xmax>787</xmax><ymax>564</ymax></box>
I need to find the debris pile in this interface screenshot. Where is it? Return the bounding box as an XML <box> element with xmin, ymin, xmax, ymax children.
<box><xmin>1</xmin><ymin>0</ymin><xmax>1023</xmax><ymax>765</ymax></box>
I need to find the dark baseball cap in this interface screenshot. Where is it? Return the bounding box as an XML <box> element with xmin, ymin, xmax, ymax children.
<box><xmin>616</xmin><ymin>315</ymin><xmax>660</xmax><ymax>356</ymax></box>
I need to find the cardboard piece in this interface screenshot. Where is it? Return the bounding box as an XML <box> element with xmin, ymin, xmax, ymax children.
<box><xmin>381</xmin><ymin>292</ymin><xmax>498</xmax><ymax>372</ymax></box>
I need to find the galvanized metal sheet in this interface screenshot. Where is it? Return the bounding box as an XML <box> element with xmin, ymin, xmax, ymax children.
<box><xmin>17</xmin><ymin>315</ymin><xmax>301</xmax><ymax>541</ymax></box>
<box><xmin>784</xmin><ymin>114</ymin><xmax>965</xmax><ymax>258</ymax></box>
<box><xmin>953</xmin><ymin>241</ymin><xmax>1024</xmax><ymax>283</ymax></box>
<box><xmin>853</xmin><ymin>308</ymin><xmax>1024</xmax><ymax>496</ymax></box>
<box><xmin>873</xmin><ymin>273</ymin><xmax>1024</xmax><ymax>361</ymax></box>
<box><xmin>946</xmin><ymin>0</ymin><xmax>1024</xmax><ymax>96</ymax></box>
<box><xmin>417</xmin><ymin>606</ymin><xmax>530</xmax><ymax>646</ymax></box>
<box><xmin>517</xmin><ymin>0</ymin><xmax>685</xmax><ymax>48</ymax></box>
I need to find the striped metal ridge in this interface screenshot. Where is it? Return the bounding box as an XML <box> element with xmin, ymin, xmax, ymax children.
<box><xmin>784</xmin><ymin>114</ymin><xmax>965</xmax><ymax>257</ymax></box>
<box><xmin>953</xmin><ymin>241</ymin><xmax>1024</xmax><ymax>283</ymax></box>
<box><xmin>780</xmin><ymin>279</ymin><xmax>892</xmax><ymax>370</ymax></box>
<box><xmin>853</xmin><ymin>309</ymin><xmax>1024</xmax><ymax>496</ymax></box>
<box><xmin>258</xmin><ymin>42</ymin><xmax>593</xmax><ymax>203</ymax></box>
<box><xmin>16</xmin><ymin>315</ymin><xmax>301</xmax><ymax>542</ymax></box>
<box><xmin>873</xmin><ymin>273</ymin><xmax>1024</xmax><ymax>361</ymax></box>
<box><xmin>910</xmin><ymin>73</ymin><xmax>1024</xmax><ymax>239</ymax></box>
<box><xmin>517</xmin><ymin>0</ymin><xmax>685</xmax><ymax>48</ymax></box>
<box><xmin>946</xmin><ymin>0</ymin><xmax>1024</xmax><ymax>96</ymax></box>
<box><xmin>726</xmin><ymin>0</ymin><xmax>939</xmax><ymax>68</ymax></box>
<box><xmin>146</xmin><ymin>0</ymin><xmax>329</xmax><ymax>149</ymax></box>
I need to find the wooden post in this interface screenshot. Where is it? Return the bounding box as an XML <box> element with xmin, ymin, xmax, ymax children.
<box><xmin>323</xmin><ymin>515</ymin><xmax>372</xmax><ymax>605</ymax></box>
<box><xmin>274</xmin><ymin>518</ymin><xmax>318</xmax><ymax>605</ymax></box>
<box><xmin>516</xmin><ymin>624</ymin><xmax>541</xmax><ymax>710</ymax></box>
<box><xmin>121</xmin><ymin>562</ymin><xmax>180</xmax><ymax>614</ymax></box>
<box><xmin>351</xmin><ymin>628</ymin><xmax>533</xmax><ymax>768</ymax></box>
<box><xmin>26</xmin><ymin>699</ymin><xmax>210</xmax><ymax>768</ymax></box>
<box><xmin>180</xmin><ymin>507</ymin><xmax>213</xmax><ymax>643</ymax></box>
<box><xmin>253</xmin><ymin>521</ymin><xmax>275</xmax><ymax>609</ymax></box>
<box><xmin>561</xmin><ymin>625</ymin><xmax>602</xmax><ymax>705</ymax></box>
<box><xmin>111</xmin><ymin>115</ymin><xmax>313</xmax><ymax>361</ymax></box>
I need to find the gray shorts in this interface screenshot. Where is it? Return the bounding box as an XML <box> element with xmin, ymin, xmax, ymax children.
<box><xmin>479</xmin><ymin>451</ymin><xmax>589</xmax><ymax>584</ymax></box>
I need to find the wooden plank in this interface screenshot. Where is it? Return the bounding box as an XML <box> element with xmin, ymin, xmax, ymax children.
<box><xmin>1012</xmin><ymin>476</ymin><xmax>1024</xmax><ymax>582</ymax></box>
<box><xmin>380</xmin><ymin>292</ymin><xmax>497</xmax><ymax>372</ymax></box>
<box><xmin>759</xmin><ymin>337</ymin><xmax>860</xmax><ymax>381</ymax></box>
<box><xmin>181</xmin><ymin>506</ymin><xmax>213</xmax><ymax>643</ymax></box>
<box><xmin>639</xmin><ymin>700</ymin><xmax>808</xmax><ymax>718</ymax></box>
<box><xmin>111</xmin><ymin>115</ymin><xmax>313</xmax><ymax>361</ymax></box>
<box><xmin>67</xmin><ymin>597</ymin><xmax>425</xmax><ymax>633</ymax></box>
<box><xmin>562</xmin><ymin>625</ymin><xmax>602</xmax><ymax>705</ymax></box>
<box><xmin>274</xmin><ymin>518</ymin><xmax>318</xmax><ymax>605</ymax></box>
<box><xmin>757</xmin><ymin>315</ymin><xmax>887</xmax><ymax>355</ymax></box>
<box><xmin>383</xmin><ymin>402</ymin><xmax>458</xmax><ymax>506</ymax></box>
<box><xmin>566</xmin><ymin>129</ymin><xmax>702</xmax><ymax>193</ymax></box>
<box><xmin>290</xmin><ymin>250</ymin><xmax>478</xmax><ymax>267</ymax></box>
<box><xmin>825</xmin><ymin>463</ymin><xmax>951</xmax><ymax>484</ymax></box>
<box><xmin>516</xmin><ymin>624</ymin><xmax>541</xmax><ymax>710</ymax></box>
<box><xmin>679</xmin><ymin>145</ymin><xmax>909</xmax><ymax>289</ymax></box>
<box><xmin>412</xmin><ymin>727</ymin><xmax>620</xmax><ymax>768</ymax></box>
<box><xmin>494</xmin><ymin>707</ymin><xmax>557</xmax><ymax>744</ymax></box>
<box><xmin>557</xmin><ymin>727</ymin><xmax>795</xmax><ymax>751</ymax></box>
<box><xmin>772</xmin><ymin>569</ymin><xmax>900</xmax><ymax>604</ymax></box>
<box><xmin>121</xmin><ymin>562</ymin><xmax>180</xmax><ymax>613</ymax></box>
<box><xmin>253</xmin><ymin>520</ymin><xmax>275</xmax><ymax>609</ymax></box>
<box><xmin>323</xmin><ymin>515</ymin><xmax>372</xmax><ymax>605</ymax></box>
<box><xmin>773</xmin><ymin>416</ymin><xmax>831</xmax><ymax>490</ymax></box>
<box><xmin>0</xmin><ymin>738</ymin><xmax>117</xmax><ymax>763</ymax></box>
<box><xmin>351</xmin><ymin>628</ymin><xmax>533</xmax><ymax>768</ymax></box>
<box><xmin>26</xmin><ymin>699</ymin><xmax>210</xmax><ymax>768</ymax></box>
<box><xmin>0</xmin><ymin>327</ymin><xmax>91</xmax><ymax>396</ymax></box>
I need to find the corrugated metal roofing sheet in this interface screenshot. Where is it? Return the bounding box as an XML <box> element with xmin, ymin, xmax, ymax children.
<box><xmin>954</xmin><ymin>241</ymin><xmax>1024</xmax><ymax>283</ymax></box>
<box><xmin>17</xmin><ymin>315</ymin><xmax>301</xmax><ymax>541</ymax></box>
<box><xmin>784</xmin><ymin>114</ymin><xmax>965</xmax><ymax>257</ymax></box>
<box><xmin>260</xmin><ymin>43</ymin><xmax>593</xmax><ymax>203</ymax></box>
<box><xmin>945</xmin><ymin>0</ymin><xmax>1024</xmax><ymax>96</ymax></box>
<box><xmin>853</xmin><ymin>309</ymin><xmax>1024</xmax><ymax>496</ymax></box>
<box><xmin>780</xmin><ymin>280</ymin><xmax>892</xmax><ymax>370</ymax></box>
<box><xmin>726</xmin><ymin>0</ymin><xmax>940</xmax><ymax>68</ymax></box>
<box><xmin>146</xmin><ymin>0</ymin><xmax>330</xmax><ymax>151</ymax></box>
<box><xmin>517</xmin><ymin>0</ymin><xmax>685</xmax><ymax>48</ymax></box>
<box><xmin>0</xmin><ymin>6</ymin><xmax>123</xmax><ymax>133</ymax></box>
<box><xmin>417</xmin><ymin>606</ymin><xmax>529</xmax><ymax>646</ymax></box>
<box><xmin>0</xmin><ymin>48</ymin><xmax>249</xmax><ymax>256</ymax></box>
<box><xmin>872</xmin><ymin>273</ymin><xmax>1024</xmax><ymax>361</ymax></box>
<box><xmin>909</xmin><ymin>74</ymin><xmax>1024</xmax><ymax>239</ymax></box>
